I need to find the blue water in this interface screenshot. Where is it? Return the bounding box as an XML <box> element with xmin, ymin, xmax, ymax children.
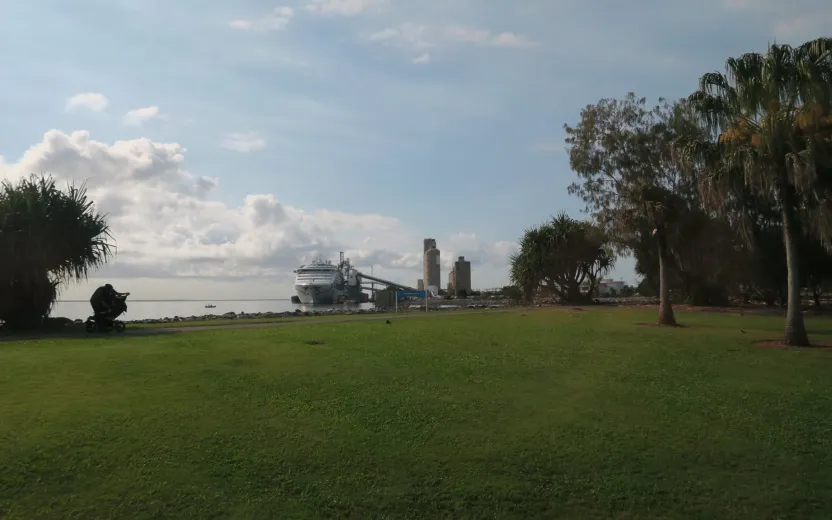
<box><xmin>52</xmin><ymin>300</ymin><xmax>376</xmax><ymax>321</ymax></box>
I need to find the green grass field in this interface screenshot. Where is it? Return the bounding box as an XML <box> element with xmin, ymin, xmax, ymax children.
<box><xmin>2</xmin><ymin>308</ymin><xmax>832</xmax><ymax>519</ymax></box>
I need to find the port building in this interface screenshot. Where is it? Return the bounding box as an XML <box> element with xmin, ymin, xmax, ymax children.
<box><xmin>447</xmin><ymin>256</ymin><xmax>472</xmax><ymax>295</ymax></box>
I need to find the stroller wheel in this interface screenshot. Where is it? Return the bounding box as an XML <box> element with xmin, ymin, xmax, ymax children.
<box><xmin>114</xmin><ymin>321</ymin><xmax>126</xmax><ymax>333</ymax></box>
<box><xmin>85</xmin><ymin>319</ymin><xmax>96</xmax><ymax>333</ymax></box>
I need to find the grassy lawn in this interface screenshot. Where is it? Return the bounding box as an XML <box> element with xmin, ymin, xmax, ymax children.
<box><xmin>2</xmin><ymin>308</ymin><xmax>832</xmax><ymax>519</ymax></box>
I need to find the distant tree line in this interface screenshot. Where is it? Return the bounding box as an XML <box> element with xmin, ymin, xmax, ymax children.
<box><xmin>509</xmin><ymin>37</ymin><xmax>832</xmax><ymax>346</ymax></box>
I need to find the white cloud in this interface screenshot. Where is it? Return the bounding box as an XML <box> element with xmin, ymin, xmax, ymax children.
<box><xmin>123</xmin><ymin>106</ymin><xmax>161</xmax><ymax>126</ymax></box>
<box><xmin>65</xmin><ymin>93</ymin><xmax>109</xmax><ymax>113</ymax></box>
<box><xmin>305</xmin><ymin>0</ymin><xmax>383</xmax><ymax>16</ymax></box>
<box><xmin>364</xmin><ymin>24</ymin><xmax>433</xmax><ymax>49</ymax></box>
<box><xmin>366</xmin><ymin>28</ymin><xmax>401</xmax><ymax>42</ymax></box>
<box><xmin>0</xmin><ymin>130</ymin><xmax>512</xmax><ymax>298</ymax></box>
<box><xmin>363</xmin><ymin>23</ymin><xmax>537</xmax><ymax>54</ymax></box>
<box><xmin>412</xmin><ymin>53</ymin><xmax>431</xmax><ymax>64</ymax></box>
<box><xmin>443</xmin><ymin>25</ymin><xmax>491</xmax><ymax>45</ymax></box>
<box><xmin>490</xmin><ymin>32</ymin><xmax>537</xmax><ymax>48</ymax></box>
<box><xmin>440</xmin><ymin>232</ymin><xmax>515</xmax><ymax>281</ymax></box>
<box><xmin>229</xmin><ymin>20</ymin><xmax>254</xmax><ymax>30</ymax></box>
<box><xmin>444</xmin><ymin>25</ymin><xmax>538</xmax><ymax>48</ymax></box>
<box><xmin>221</xmin><ymin>132</ymin><xmax>267</xmax><ymax>153</ymax></box>
<box><xmin>229</xmin><ymin>7</ymin><xmax>294</xmax><ymax>31</ymax></box>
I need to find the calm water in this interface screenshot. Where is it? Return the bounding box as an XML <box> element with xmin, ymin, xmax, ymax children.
<box><xmin>52</xmin><ymin>300</ymin><xmax>376</xmax><ymax>321</ymax></box>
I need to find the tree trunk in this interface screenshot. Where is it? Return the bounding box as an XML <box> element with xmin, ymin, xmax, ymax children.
<box><xmin>656</xmin><ymin>241</ymin><xmax>677</xmax><ymax>326</ymax></box>
<box><xmin>523</xmin><ymin>283</ymin><xmax>536</xmax><ymax>304</ymax></box>
<box><xmin>566</xmin><ymin>283</ymin><xmax>583</xmax><ymax>304</ymax></box>
<box><xmin>781</xmin><ymin>206</ymin><xmax>810</xmax><ymax>346</ymax></box>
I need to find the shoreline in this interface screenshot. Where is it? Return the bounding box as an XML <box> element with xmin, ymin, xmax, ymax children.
<box><xmin>5</xmin><ymin>297</ymin><xmax>831</xmax><ymax>337</ymax></box>
<box><xmin>127</xmin><ymin>300</ymin><xmax>512</xmax><ymax>325</ymax></box>
<box><xmin>47</xmin><ymin>299</ymin><xmax>515</xmax><ymax>326</ymax></box>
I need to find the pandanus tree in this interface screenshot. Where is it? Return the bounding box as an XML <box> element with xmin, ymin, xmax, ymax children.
<box><xmin>509</xmin><ymin>214</ymin><xmax>614</xmax><ymax>303</ymax></box>
<box><xmin>0</xmin><ymin>174</ymin><xmax>114</xmax><ymax>329</ymax></box>
<box><xmin>678</xmin><ymin>38</ymin><xmax>832</xmax><ymax>346</ymax></box>
<box><xmin>509</xmin><ymin>247</ymin><xmax>538</xmax><ymax>303</ymax></box>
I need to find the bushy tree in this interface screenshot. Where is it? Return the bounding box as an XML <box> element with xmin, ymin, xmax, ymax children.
<box><xmin>565</xmin><ymin>95</ymin><xmax>712</xmax><ymax>324</ymax></box>
<box><xmin>500</xmin><ymin>285</ymin><xmax>524</xmax><ymax>302</ymax></box>
<box><xmin>0</xmin><ymin>175</ymin><xmax>113</xmax><ymax>329</ymax></box>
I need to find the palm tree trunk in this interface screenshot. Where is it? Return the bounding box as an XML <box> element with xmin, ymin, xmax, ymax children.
<box><xmin>656</xmin><ymin>240</ymin><xmax>677</xmax><ymax>326</ymax></box>
<box><xmin>781</xmin><ymin>206</ymin><xmax>810</xmax><ymax>346</ymax></box>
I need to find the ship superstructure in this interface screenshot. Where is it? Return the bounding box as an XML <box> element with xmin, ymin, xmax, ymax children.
<box><xmin>293</xmin><ymin>252</ymin><xmax>416</xmax><ymax>304</ymax></box>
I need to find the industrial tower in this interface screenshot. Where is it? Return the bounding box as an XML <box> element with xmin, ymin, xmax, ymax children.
<box><xmin>423</xmin><ymin>238</ymin><xmax>440</xmax><ymax>292</ymax></box>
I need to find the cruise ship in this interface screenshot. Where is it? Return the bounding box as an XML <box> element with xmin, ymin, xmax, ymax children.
<box><xmin>293</xmin><ymin>256</ymin><xmax>346</xmax><ymax>304</ymax></box>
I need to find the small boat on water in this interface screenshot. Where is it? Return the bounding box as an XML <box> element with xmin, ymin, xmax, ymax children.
<box><xmin>205</xmin><ymin>304</ymin><xmax>216</xmax><ymax>309</ymax></box>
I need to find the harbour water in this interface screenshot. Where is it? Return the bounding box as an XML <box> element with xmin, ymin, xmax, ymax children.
<box><xmin>52</xmin><ymin>300</ymin><xmax>376</xmax><ymax>321</ymax></box>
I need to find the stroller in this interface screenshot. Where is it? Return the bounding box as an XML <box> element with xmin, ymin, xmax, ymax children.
<box><xmin>85</xmin><ymin>293</ymin><xmax>130</xmax><ymax>333</ymax></box>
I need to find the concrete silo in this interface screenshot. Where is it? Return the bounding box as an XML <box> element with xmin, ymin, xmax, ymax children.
<box><xmin>423</xmin><ymin>238</ymin><xmax>440</xmax><ymax>294</ymax></box>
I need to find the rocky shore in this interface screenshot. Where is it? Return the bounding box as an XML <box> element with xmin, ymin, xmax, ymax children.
<box><xmin>124</xmin><ymin>300</ymin><xmax>510</xmax><ymax>325</ymax></box>
<box><xmin>126</xmin><ymin>307</ymin><xmax>389</xmax><ymax>325</ymax></box>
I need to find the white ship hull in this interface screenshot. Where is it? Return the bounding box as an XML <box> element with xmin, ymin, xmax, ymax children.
<box><xmin>293</xmin><ymin>257</ymin><xmax>346</xmax><ymax>304</ymax></box>
<box><xmin>294</xmin><ymin>283</ymin><xmax>344</xmax><ymax>304</ymax></box>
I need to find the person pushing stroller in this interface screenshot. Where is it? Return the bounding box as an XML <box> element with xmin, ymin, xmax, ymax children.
<box><xmin>90</xmin><ymin>283</ymin><xmax>130</xmax><ymax>326</ymax></box>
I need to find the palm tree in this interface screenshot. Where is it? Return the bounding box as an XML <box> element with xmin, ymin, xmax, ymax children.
<box><xmin>681</xmin><ymin>38</ymin><xmax>832</xmax><ymax>346</ymax></box>
<box><xmin>0</xmin><ymin>174</ymin><xmax>114</xmax><ymax>329</ymax></box>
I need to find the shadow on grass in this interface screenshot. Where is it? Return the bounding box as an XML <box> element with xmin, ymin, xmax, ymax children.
<box><xmin>753</xmin><ymin>339</ymin><xmax>832</xmax><ymax>351</ymax></box>
<box><xmin>634</xmin><ymin>322</ymin><xmax>691</xmax><ymax>329</ymax></box>
<box><xmin>804</xmin><ymin>329</ymin><xmax>832</xmax><ymax>335</ymax></box>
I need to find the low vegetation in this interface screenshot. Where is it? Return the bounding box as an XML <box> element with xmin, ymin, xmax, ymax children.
<box><xmin>2</xmin><ymin>310</ymin><xmax>832</xmax><ymax>519</ymax></box>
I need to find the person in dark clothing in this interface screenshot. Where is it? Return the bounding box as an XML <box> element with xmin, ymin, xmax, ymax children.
<box><xmin>90</xmin><ymin>284</ymin><xmax>128</xmax><ymax>321</ymax></box>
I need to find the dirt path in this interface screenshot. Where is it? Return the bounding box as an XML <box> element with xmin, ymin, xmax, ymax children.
<box><xmin>0</xmin><ymin>309</ymin><xmax>516</xmax><ymax>342</ymax></box>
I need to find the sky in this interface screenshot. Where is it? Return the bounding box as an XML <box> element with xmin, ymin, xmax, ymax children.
<box><xmin>0</xmin><ymin>0</ymin><xmax>830</xmax><ymax>301</ymax></box>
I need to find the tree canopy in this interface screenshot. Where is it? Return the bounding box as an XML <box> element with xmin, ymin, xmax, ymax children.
<box><xmin>564</xmin><ymin>95</ymin><xmax>707</xmax><ymax>324</ymax></box>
